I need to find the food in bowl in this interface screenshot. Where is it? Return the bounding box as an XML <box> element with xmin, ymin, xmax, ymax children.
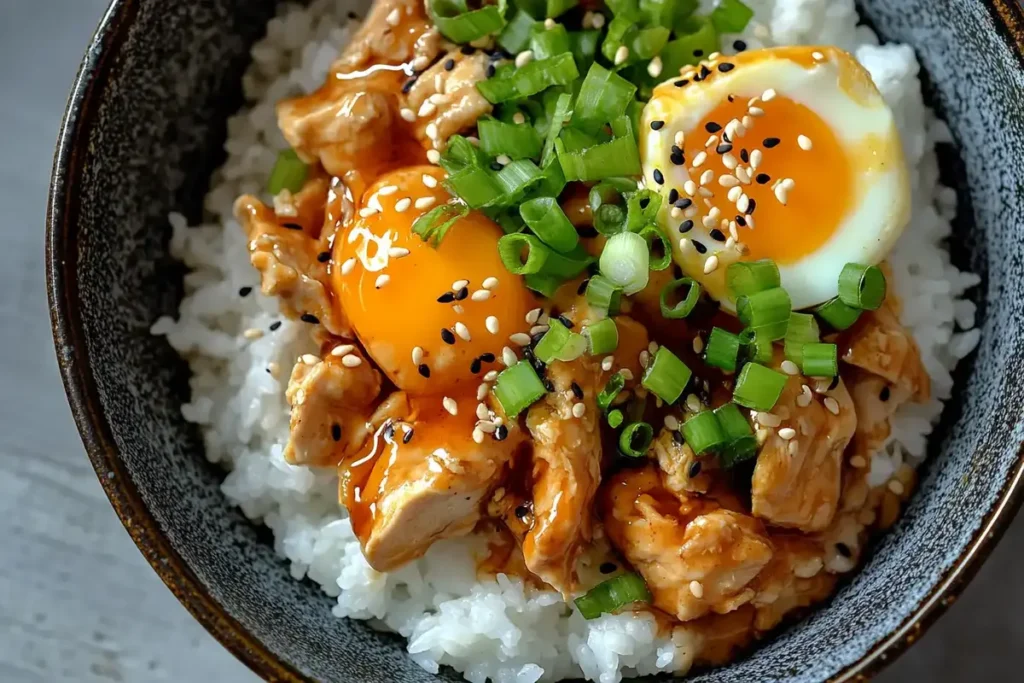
<box><xmin>152</xmin><ymin>0</ymin><xmax>981</xmax><ymax>680</ymax></box>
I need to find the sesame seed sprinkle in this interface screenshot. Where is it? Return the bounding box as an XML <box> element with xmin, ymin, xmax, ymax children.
<box><xmin>422</xmin><ymin>174</ymin><xmax>438</xmax><ymax>188</ymax></box>
<box><xmin>386</xmin><ymin>8</ymin><xmax>400</xmax><ymax>25</ymax></box>
<box><xmin>762</xmin><ymin>88</ymin><xmax>777</xmax><ymax>102</ymax></box>
<box><xmin>443</xmin><ymin>397</ymin><xmax>458</xmax><ymax>416</ymax></box>
<box><xmin>812</xmin><ymin>51</ymin><xmax>825</xmax><ymax>62</ymax></box>
<box><xmin>418</xmin><ymin>101</ymin><xmax>436</xmax><ymax>117</ymax></box>
<box><xmin>395</xmin><ymin>197</ymin><xmax>412</xmax><ymax>212</ymax></box>
<box><xmin>781</xmin><ymin>360</ymin><xmax>800</xmax><ymax>375</ymax></box>
<box><xmin>477</xmin><ymin>383</ymin><xmax>489</xmax><ymax>400</ymax></box>
<box><xmin>502</xmin><ymin>346</ymin><xmax>518</xmax><ymax>366</ymax></box>
<box><xmin>614</xmin><ymin>45</ymin><xmax>629</xmax><ymax>65</ymax></box>
<box><xmin>379</xmin><ymin>184</ymin><xmax>398</xmax><ymax>196</ymax></box>
<box><xmin>486</xmin><ymin>316</ymin><xmax>499</xmax><ymax>334</ymax></box>
<box><xmin>689</xmin><ymin>580</ymin><xmax>704</xmax><ymax>598</ymax></box>
<box><xmin>415</xmin><ymin>196</ymin><xmax>436</xmax><ymax>210</ymax></box>
<box><xmin>824</xmin><ymin>397</ymin><xmax>840</xmax><ymax>415</ymax></box>
<box><xmin>331</xmin><ymin>344</ymin><xmax>355</xmax><ymax>357</ymax></box>
<box><xmin>427</xmin><ymin>149</ymin><xmax>441</xmax><ymax>164</ymax></box>
<box><xmin>703</xmin><ymin>255</ymin><xmax>719</xmax><ymax>274</ymax></box>
<box><xmin>674</xmin><ymin>131</ymin><xmax>685</xmax><ymax>147</ymax></box>
<box><xmin>572</xmin><ymin>403</ymin><xmax>586</xmax><ymax>418</ymax></box>
<box><xmin>515</xmin><ymin>50</ymin><xmax>533</xmax><ymax>68</ymax></box>
<box><xmin>798</xmin><ymin>135</ymin><xmax>813</xmax><ymax>151</ymax></box>
<box><xmin>342</xmin><ymin>354</ymin><xmax>363</xmax><ymax>368</ymax></box>
<box><xmin>374</xmin><ymin>274</ymin><xmax>390</xmax><ymax>289</ymax></box>
<box><xmin>400</xmin><ymin>108</ymin><xmax>416</xmax><ymax>122</ymax></box>
<box><xmin>664</xmin><ymin>415</ymin><xmax>680</xmax><ymax>431</ymax></box>
<box><xmin>778</xmin><ymin>427</ymin><xmax>797</xmax><ymax>440</ymax></box>
<box><xmin>455</xmin><ymin>322</ymin><xmax>471</xmax><ymax>341</ymax></box>
<box><xmin>389</xmin><ymin>247</ymin><xmax>410</xmax><ymax>258</ymax></box>
<box><xmin>243</xmin><ymin>328</ymin><xmax>264</xmax><ymax>340</ymax></box>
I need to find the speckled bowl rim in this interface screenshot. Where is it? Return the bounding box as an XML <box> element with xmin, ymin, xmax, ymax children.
<box><xmin>45</xmin><ymin>1</ymin><xmax>1024</xmax><ymax>681</ymax></box>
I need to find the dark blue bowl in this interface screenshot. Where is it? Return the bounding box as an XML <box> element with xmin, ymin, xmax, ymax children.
<box><xmin>46</xmin><ymin>1</ymin><xmax>1024</xmax><ymax>681</ymax></box>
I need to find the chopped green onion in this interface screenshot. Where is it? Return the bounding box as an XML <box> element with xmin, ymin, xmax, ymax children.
<box><xmin>589</xmin><ymin>180</ymin><xmax>635</xmax><ymax>212</ymax></box>
<box><xmin>606</xmin><ymin>0</ymin><xmax>644</xmax><ymax>19</ymax></box>
<box><xmin>412</xmin><ymin>202</ymin><xmax>469</xmax><ymax>246</ymax></box>
<box><xmin>814</xmin><ymin>296</ymin><xmax>862</xmax><ymax>331</ymax></box>
<box><xmin>660</xmin><ymin>277</ymin><xmax>701</xmax><ymax>319</ymax></box>
<box><xmin>714</xmin><ymin>403</ymin><xmax>757</xmax><ymax>467</ymax></box>
<box><xmin>619</xmin><ymin>422</ymin><xmax>655</xmax><ymax>457</ymax></box>
<box><xmin>534</xmin><ymin>319</ymin><xmax>571</xmax><ymax>363</ymax></box>
<box><xmin>838</xmin><ymin>263</ymin><xmax>887</xmax><ymax>311</ymax></box>
<box><xmin>638</xmin><ymin>225</ymin><xmax>672</xmax><ymax>271</ymax></box>
<box><xmin>705</xmin><ymin>327</ymin><xmax>741</xmax><ymax>371</ymax></box>
<box><xmin>530</xmin><ymin>22</ymin><xmax>571</xmax><ymax>60</ymax></box>
<box><xmin>558</xmin><ymin>333</ymin><xmax>589</xmax><ymax>361</ymax></box>
<box><xmin>498</xmin><ymin>235</ymin><xmax>591</xmax><ymax>278</ymax></box>
<box><xmin>267</xmin><ymin>149</ymin><xmax>308</xmax><ymax>195</ymax></box>
<box><xmin>445</xmin><ymin>166</ymin><xmax>505</xmax><ymax>208</ymax></box>
<box><xmin>585</xmin><ymin>318</ymin><xmax>620</xmax><ymax>355</ymax></box>
<box><xmin>442</xmin><ymin>134</ymin><xmax>488</xmax><ymax>171</ymax></box>
<box><xmin>600</xmin><ymin>15</ymin><xmax>639</xmax><ymax>65</ymax></box>
<box><xmin>630</xmin><ymin>25</ymin><xmax>671</xmax><ymax>60</ymax></box>
<box><xmin>659</xmin><ymin>16</ymin><xmax>718</xmax><ymax>77</ymax></box>
<box><xmin>478</xmin><ymin>117</ymin><xmax>543</xmax><ymax>160</ymax></box>
<box><xmin>560</xmin><ymin>127</ymin><xmax>602</xmax><ymax>153</ymax></box>
<box><xmin>494</xmin><ymin>158</ymin><xmax>543</xmax><ymax>200</ymax></box>
<box><xmin>477</xmin><ymin>52</ymin><xmax>579</xmax><ymax>103</ymax></box>
<box><xmin>546</xmin><ymin>0</ymin><xmax>579</xmax><ymax>18</ymax></box>
<box><xmin>682</xmin><ymin>411</ymin><xmax>727</xmax><ymax>455</ymax></box>
<box><xmin>736</xmin><ymin>287</ymin><xmax>792</xmax><ymax>341</ymax></box>
<box><xmin>557</xmin><ymin>134</ymin><xmax>642</xmax><ymax>181</ymax></box>
<box><xmin>429</xmin><ymin>0</ymin><xmax>508</xmax><ymax>44</ymax></box>
<box><xmin>586</xmin><ymin>275</ymin><xmax>623</xmax><ymax>317</ymax></box>
<box><xmin>598</xmin><ymin>372</ymin><xmax>626</xmax><ymax>411</ymax></box>
<box><xmin>641</xmin><ymin>347</ymin><xmax>692</xmax><ymax>405</ymax></box>
<box><xmin>595</xmin><ymin>203</ymin><xmax>628</xmax><ymax>236</ymax></box>
<box><xmin>600</xmin><ymin>231</ymin><xmax>649</xmax><ymax>295</ymax></box>
<box><xmin>802</xmin><ymin>342</ymin><xmax>838</xmax><ymax>377</ymax></box>
<box><xmin>739</xmin><ymin>327</ymin><xmax>774</xmax><ymax>364</ymax></box>
<box><xmin>710</xmin><ymin>0</ymin><xmax>754</xmax><ymax>33</ymax></box>
<box><xmin>733</xmin><ymin>362</ymin><xmax>788</xmax><ymax>411</ymax></box>
<box><xmin>535</xmin><ymin>154</ymin><xmax>567</xmax><ymax>198</ymax></box>
<box><xmin>607</xmin><ymin>409</ymin><xmax>625</xmax><ymax>428</ymax></box>
<box><xmin>726</xmin><ymin>259</ymin><xmax>781</xmax><ymax>299</ymax></box>
<box><xmin>524</xmin><ymin>272</ymin><xmax>564</xmax><ymax>297</ymax></box>
<box><xmin>626</xmin><ymin>189</ymin><xmax>662</xmax><ymax>231</ymax></box>
<box><xmin>570</xmin><ymin>29</ymin><xmax>602</xmax><ymax>72</ymax></box>
<box><xmin>493</xmin><ymin>361</ymin><xmax>548</xmax><ymax>418</ymax></box>
<box><xmin>783</xmin><ymin>312</ymin><xmax>820</xmax><ymax>365</ymax></box>
<box><xmin>520</xmin><ymin>197</ymin><xmax>578</xmax><ymax>252</ymax></box>
<box><xmin>640</xmin><ymin>0</ymin><xmax>695</xmax><ymax>28</ymax></box>
<box><xmin>498</xmin><ymin>9</ymin><xmax>538</xmax><ymax>53</ymax></box>
<box><xmin>571</xmin><ymin>64</ymin><xmax>638</xmax><ymax>134</ymax></box>
<box><xmin>574</xmin><ymin>573</ymin><xmax>652</xmax><ymax>619</ymax></box>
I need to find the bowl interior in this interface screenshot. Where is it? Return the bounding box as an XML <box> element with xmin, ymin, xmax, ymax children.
<box><xmin>48</xmin><ymin>0</ymin><xmax>1024</xmax><ymax>681</ymax></box>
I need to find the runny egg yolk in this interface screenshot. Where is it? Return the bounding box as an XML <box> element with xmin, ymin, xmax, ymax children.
<box><xmin>332</xmin><ymin>165</ymin><xmax>534</xmax><ymax>397</ymax></box>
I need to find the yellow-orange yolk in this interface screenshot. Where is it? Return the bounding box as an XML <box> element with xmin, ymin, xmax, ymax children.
<box><xmin>332</xmin><ymin>166</ymin><xmax>535</xmax><ymax>397</ymax></box>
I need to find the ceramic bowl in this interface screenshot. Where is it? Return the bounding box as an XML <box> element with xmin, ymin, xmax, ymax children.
<box><xmin>47</xmin><ymin>1</ymin><xmax>1024</xmax><ymax>681</ymax></box>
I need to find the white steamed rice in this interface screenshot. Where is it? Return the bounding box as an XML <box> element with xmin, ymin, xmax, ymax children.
<box><xmin>151</xmin><ymin>0</ymin><xmax>981</xmax><ymax>680</ymax></box>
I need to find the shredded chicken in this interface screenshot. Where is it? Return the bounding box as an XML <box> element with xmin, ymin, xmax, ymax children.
<box><xmin>284</xmin><ymin>350</ymin><xmax>383</xmax><ymax>466</ymax></box>
<box><xmin>332</xmin><ymin>0</ymin><xmax>432</xmax><ymax>71</ymax></box>
<box><xmin>651</xmin><ymin>428</ymin><xmax>714</xmax><ymax>495</ymax></box>
<box><xmin>406</xmin><ymin>49</ymin><xmax>493</xmax><ymax>151</ymax></box>
<box><xmin>602</xmin><ymin>465</ymin><xmax>773</xmax><ymax>622</ymax></box>
<box><xmin>523</xmin><ymin>360</ymin><xmax>604</xmax><ymax>595</ymax></box>
<box><xmin>842</xmin><ymin>298</ymin><xmax>930</xmax><ymax>401</ymax></box>
<box><xmin>750</xmin><ymin>534</ymin><xmax>836</xmax><ymax>631</ymax></box>
<box><xmin>234</xmin><ymin>189</ymin><xmax>350</xmax><ymax>337</ymax></box>
<box><xmin>750</xmin><ymin>365</ymin><xmax>857</xmax><ymax>532</ymax></box>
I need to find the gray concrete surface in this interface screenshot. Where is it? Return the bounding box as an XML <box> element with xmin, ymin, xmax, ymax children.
<box><xmin>0</xmin><ymin>0</ymin><xmax>1018</xmax><ymax>680</ymax></box>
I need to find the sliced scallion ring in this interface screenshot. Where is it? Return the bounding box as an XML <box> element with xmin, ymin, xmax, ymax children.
<box><xmin>267</xmin><ymin>149</ymin><xmax>308</xmax><ymax>195</ymax></box>
<box><xmin>814</xmin><ymin>296</ymin><xmax>862</xmax><ymax>331</ymax></box>
<box><xmin>493</xmin><ymin>361</ymin><xmax>547</xmax><ymax>418</ymax></box>
<box><xmin>733</xmin><ymin>362</ymin><xmax>788</xmax><ymax>411</ymax></box>
<box><xmin>736</xmin><ymin>287</ymin><xmax>792</xmax><ymax>341</ymax></box>
<box><xmin>600</xmin><ymin>231</ymin><xmax>650</xmax><ymax>295</ymax></box>
<box><xmin>682</xmin><ymin>410</ymin><xmax>727</xmax><ymax>455</ymax></box>
<box><xmin>660</xmin><ymin>277</ymin><xmax>701</xmax><ymax>319</ymax></box>
<box><xmin>726</xmin><ymin>259</ymin><xmax>781</xmax><ymax>299</ymax></box>
<box><xmin>520</xmin><ymin>197</ymin><xmax>579</xmax><ymax>252</ymax></box>
<box><xmin>837</xmin><ymin>263</ymin><xmax>887</xmax><ymax>311</ymax></box>
<box><xmin>641</xmin><ymin>347</ymin><xmax>692</xmax><ymax>405</ymax></box>
<box><xmin>584</xmin><ymin>318</ymin><xmax>619</xmax><ymax>355</ymax></box>
<box><xmin>574</xmin><ymin>573</ymin><xmax>652</xmax><ymax>619</ymax></box>
<box><xmin>704</xmin><ymin>327</ymin><xmax>741</xmax><ymax>372</ymax></box>
<box><xmin>801</xmin><ymin>342</ymin><xmax>838</xmax><ymax>377</ymax></box>
<box><xmin>619</xmin><ymin>422</ymin><xmax>655</xmax><ymax>457</ymax></box>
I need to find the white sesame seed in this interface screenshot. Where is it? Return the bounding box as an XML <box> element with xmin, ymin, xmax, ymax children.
<box><xmin>512</xmin><ymin>112</ymin><xmax>526</xmax><ymax>125</ymax></box>
<box><xmin>483</xmin><ymin>276</ymin><xmax>499</xmax><ymax>290</ymax></box>
<box><xmin>414</xmin><ymin>196</ymin><xmax>436</xmax><ymax>210</ymax></box>
<box><xmin>780</xmin><ymin>360</ymin><xmax>800</xmax><ymax>375</ymax></box>
<box><xmin>342</xmin><ymin>354</ymin><xmax>363</xmax><ymax>368</ymax></box>
<box><xmin>412</xmin><ymin>55</ymin><xmax>430</xmax><ymax>71</ymax></box>
<box><xmin>679</xmin><ymin>237</ymin><xmax>691</xmax><ymax>252</ymax></box>
<box><xmin>502</xmin><ymin>346</ymin><xmax>518</xmax><ymax>366</ymax></box>
<box><xmin>735</xmin><ymin>166</ymin><xmax>751</xmax><ymax>184</ymax></box>
<box><xmin>741</xmin><ymin>115</ymin><xmax>753</xmax><ymax>129</ymax></box>
<box><xmin>762</xmin><ymin>88</ymin><xmax>777</xmax><ymax>102</ymax></box>
<box><xmin>486</xmin><ymin>316</ymin><xmax>499</xmax><ymax>334</ymax></box>
<box><xmin>386</xmin><ymin>7</ymin><xmax>400</xmax><ymax>25</ymax></box>
<box><xmin>788</xmin><ymin>440</ymin><xmax>800</xmax><ymax>456</ymax></box>
<box><xmin>358</xmin><ymin>206</ymin><xmax>377</xmax><ymax>218</ymax></box>
<box><xmin>778</xmin><ymin>427</ymin><xmax>797</xmax><ymax>440</ymax></box>
<box><xmin>434</xmin><ymin>74</ymin><xmax>443</xmax><ymax>91</ymax></box>
<box><xmin>639</xmin><ymin>350</ymin><xmax>650</xmax><ymax>368</ymax></box>
<box><xmin>647</xmin><ymin>56</ymin><xmax>663</xmax><ymax>78</ymax></box>
<box><xmin>701</xmin><ymin>215</ymin><xmax>718</xmax><ymax>229</ymax></box>
<box><xmin>478</xmin><ymin>421</ymin><xmax>496</xmax><ymax>433</ymax></box>
<box><xmin>572</xmin><ymin>403</ymin><xmax>587</xmax><ymax>418</ymax></box>
<box><xmin>495</xmin><ymin>154</ymin><xmax>512</xmax><ymax>167</ymax></box>
<box><xmin>455</xmin><ymin>322</ymin><xmax>471</xmax><ymax>341</ymax></box>
<box><xmin>685</xmin><ymin>205</ymin><xmax>699</xmax><ymax>217</ymax></box>
<box><xmin>782</xmin><ymin>178</ymin><xmax>796</xmax><ymax>190</ymax></box>
<box><xmin>692</xmin><ymin>151</ymin><xmax>707</xmax><ymax>168</ymax></box>
<box><xmin>443</xmin><ymin>397</ymin><xmax>458</xmax><ymax>415</ymax></box>
<box><xmin>450</xmin><ymin>279</ymin><xmax>468</xmax><ymax>290</ymax></box>
<box><xmin>737</xmin><ymin>194</ymin><xmax>750</xmax><ymax>214</ymax></box>
<box><xmin>748</xmin><ymin>106</ymin><xmax>765</xmax><ymax>117</ymax></box>
<box><xmin>614</xmin><ymin>45</ymin><xmax>630</xmax><ymax>65</ymax></box>
<box><xmin>293</xmin><ymin>389</ymin><xmax>306</xmax><ymax>405</ymax></box>
<box><xmin>412</xmin><ymin>346</ymin><xmax>424</xmax><ymax>365</ymax></box>
<box><xmin>472</xmin><ymin>428</ymin><xmax>485</xmax><ymax>444</ymax></box>
<box><xmin>850</xmin><ymin>455</ymin><xmax>867</xmax><ymax>468</ymax></box>
<box><xmin>530</xmin><ymin>324</ymin><xmax>549</xmax><ymax>336</ymax></box>
<box><xmin>425</xmin><ymin>122</ymin><xmax>439</xmax><ymax>140</ymax></box>
<box><xmin>774</xmin><ymin>184</ymin><xmax>790</xmax><ymax>205</ymax></box>
<box><xmin>719</xmin><ymin>174</ymin><xmax>740</xmax><ymax>188</ymax></box>
<box><xmin>619</xmin><ymin>368</ymin><xmax>634</xmax><ymax>381</ymax></box>
<box><xmin>888</xmin><ymin>480</ymin><xmax>905</xmax><ymax>495</ymax></box>
<box><xmin>824</xmin><ymin>397</ymin><xmax>840</xmax><ymax>415</ymax></box>
<box><xmin>756</xmin><ymin>411</ymin><xmax>781</xmax><ymax>427</ymax></box>
<box><xmin>544</xmin><ymin>17</ymin><xmax>556</xmax><ymax>29</ymax></box>
<box><xmin>400</xmin><ymin>107</ymin><xmax>416</xmax><ymax>122</ymax></box>
<box><xmin>299</xmin><ymin>353</ymin><xmax>318</xmax><ymax>366</ymax></box>
<box><xmin>476</xmin><ymin>402</ymin><xmax>490</xmax><ymax>420</ymax></box>
<box><xmin>477</xmin><ymin>383</ymin><xmax>489</xmax><ymax>400</ymax></box>
<box><xmin>515</xmin><ymin>50</ymin><xmax>534</xmax><ymax>68</ymax></box>
<box><xmin>685</xmin><ymin>394</ymin><xmax>701</xmax><ymax>412</ymax></box>
<box><xmin>689</xmin><ymin>580</ymin><xmax>704</xmax><ymax>599</ymax></box>
<box><xmin>331</xmin><ymin>344</ymin><xmax>355</xmax><ymax>357</ymax></box>
<box><xmin>422</xmin><ymin>174</ymin><xmax>438</xmax><ymax>188</ymax></box>
<box><xmin>426</xmin><ymin>149</ymin><xmax>441</xmax><ymax>164</ymax></box>
<box><xmin>341</xmin><ymin>258</ymin><xmax>356</xmax><ymax>275</ymax></box>
<box><xmin>683</xmin><ymin>180</ymin><xmax>698</xmax><ymax>196</ymax></box>
<box><xmin>388</xmin><ymin>247</ymin><xmax>410</xmax><ymax>259</ymax></box>
<box><xmin>453</xmin><ymin>303</ymin><xmax>464</xmax><ymax>314</ymax></box>
<box><xmin>267</xmin><ymin>361</ymin><xmax>280</xmax><ymax>378</ymax></box>
<box><xmin>390</xmin><ymin>198</ymin><xmax>411</xmax><ymax>214</ymax></box>
<box><xmin>243</xmin><ymin>328</ymin><xmax>264</xmax><ymax>340</ymax></box>
<box><xmin>664</xmin><ymin>415</ymin><xmax>680</xmax><ymax>431</ymax></box>
<box><xmin>700</xmin><ymin>169</ymin><xmax>714</xmax><ymax>186</ymax></box>
<box><xmin>510</xmin><ymin>332</ymin><xmax>531</xmax><ymax>346</ymax></box>
<box><xmin>417</xmin><ymin>101</ymin><xmax>436</xmax><ymax>117</ymax></box>
<box><xmin>484</xmin><ymin>370</ymin><xmax>499</xmax><ymax>381</ymax></box>
<box><xmin>374</xmin><ymin>274</ymin><xmax>390</xmax><ymax>288</ymax></box>
<box><xmin>704</xmin><ymin>134</ymin><xmax>719</xmax><ymax>149</ymax></box>
<box><xmin>722</xmin><ymin>153</ymin><xmax>738</xmax><ymax>170</ymax></box>
<box><xmin>703</xmin><ymin>255</ymin><xmax>719</xmax><ymax>274</ymax></box>
<box><xmin>602</xmin><ymin>356</ymin><xmax>614</xmax><ymax>371</ymax></box>
<box><xmin>670</xmin><ymin>207</ymin><xmax>683</xmax><ymax>220</ymax></box>
<box><xmin>692</xmin><ymin>336</ymin><xmax>704</xmax><ymax>354</ymax></box>
<box><xmin>750</xmin><ymin>149</ymin><xmax>763</xmax><ymax>171</ymax></box>
<box><xmin>674</xmin><ymin>130</ymin><xmax>685</xmax><ymax>147</ymax></box>
<box><xmin>812</xmin><ymin>51</ymin><xmax>825</xmax><ymax>62</ymax></box>
<box><xmin>592</xmin><ymin>13</ymin><xmax>606</xmax><ymax>28</ymax></box>
<box><xmin>466</xmin><ymin>136</ymin><xmax>479</xmax><ymax>146</ymax></box>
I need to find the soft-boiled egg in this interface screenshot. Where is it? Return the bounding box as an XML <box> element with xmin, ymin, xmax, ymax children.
<box><xmin>332</xmin><ymin>166</ymin><xmax>534</xmax><ymax>397</ymax></box>
<box><xmin>640</xmin><ymin>46</ymin><xmax>910</xmax><ymax>311</ymax></box>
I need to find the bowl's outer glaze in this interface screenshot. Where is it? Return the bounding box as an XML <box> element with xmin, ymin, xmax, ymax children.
<box><xmin>47</xmin><ymin>0</ymin><xmax>1024</xmax><ymax>681</ymax></box>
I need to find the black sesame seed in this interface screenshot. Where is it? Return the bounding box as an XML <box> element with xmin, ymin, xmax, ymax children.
<box><xmin>673</xmin><ymin>79</ymin><xmax>690</xmax><ymax>87</ymax></box>
<box><xmin>577</xmin><ymin>278</ymin><xmax>590</xmax><ymax>295</ymax></box>
<box><xmin>470</xmin><ymin>358</ymin><xmax>482</xmax><ymax>374</ymax></box>
<box><xmin>490</xmin><ymin>161</ymin><xmax>504</xmax><ymax>171</ymax></box>
<box><xmin>692</xmin><ymin>240</ymin><xmax>707</xmax><ymax>254</ymax></box>
<box><xmin>282</xmin><ymin>223</ymin><xmax>303</xmax><ymax>231</ymax></box>
<box><xmin>599</xmin><ymin>562</ymin><xmax>617</xmax><ymax>575</ymax></box>
<box><xmin>317</xmin><ymin>251</ymin><xmax>331</xmax><ymax>263</ymax></box>
<box><xmin>699</xmin><ymin>65</ymin><xmax>711</xmax><ymax>79</ymax></box>
<box><xmin>238</xmin><ymin>286</ymin><xmax>252</xmax><ymax>297</ymax></box>
<box><xmin>418</xmin><ymin>364</ymin><xmax>431</xmax><ymax>378</ymax></box>
<box><xmin>716</xmin><ymin>143</ymin><xmax>733</xmax><ymax>155</ymax></box>
<box><xmin>880</xmin><ymin>386</ymin><xmax>891</xmax><ymax>402</ymax></box>
<box><xmin>269</xmin><ymin>321</ymin><xmax>282</xmax><ymax>331</ymax></box>
<box><xmin>403</xmin><ymin>428</ymin><xmax>415</xmax><ymax>444</ymax></box>
<box><xmin>674</xmin><ymin>198</ymin><xmax>693</xmax><ymax>209</ymax></box>
<box><xmin>705</xmin><ymin>122</ymin><xmax>722</xmax><ymax>133</ymax></box>
<box><xmin>718</xmin><ymin>63</ymin><xmax>735</xmax><ymax>73</ymax></box>
<box><xmin>543</xmin><ymin>379</ymin><xmax>555</xmax><ymax>392</ymax></box>
<box><xmin>437</xmin><ymin>291</ymin><xmax>456</xmax><ymax>303</ymax></box>
<box><xmin>653</xmin><ymin>169</ymin><xmax>665</xmax><ymax>185</ymax></box>
<box><xmin>461</xmin><ymin>45</ymin><xmax>476</xmax><ymax>55</ymax></box>
<box><xmin>454</xmin><ymin>287</ymin><xmax>469</xmax><ymax>301</ymax></box>
<box><xmin>486</xmin><ymin>64</ymin><xmax>496</xmax><ymax>78</ymax></box>
<box><xmin>679</xmin><ymin>220</ymin><xmax>694</xmax><ymax>233</ymax></box>
<box><xmin>480</xmin><ymin>353</ymin><xmax>496</xmax><ymax>363</ymax></box>
<box><xmin>746</xmin><ymin>198</ymin><xmax>757</xmax><ymax>215</ymax></box>
<box><xmin>514</xmin><ymin>502</ymin><xmax>530</xmax><ymax>518</ymax></box>
<box><xmin>300</xmin><ymin>313</ymin><xmax>319</xmax><ymax>324</ymax></box>
<box><xmin>763</xmin><ymin>137</ymin><xmax>781</xmax><ymax>148</ymax></box>
<box><xmin>441</xmin><ymin>328</ymin><xmax>456</xmax><ymax>344</ymax></box>
<box><xmin>688</xmin><ymin>460</ymin><xmax>702</xmax><ymax>477</ymax></box>
<box><xmin>650</xmin><ymin>120</ymin><xmax>665</xmax><ymax>131</ymax></box>
<box><xmin>722</xmin><ymin>131</ymin><xmax>731</xmax><ymax>143</ymax></box>
<box><xmin>728</xmin><ymin>94</ymin><xmax>735</xmax><ymax>102</ymax></box>
<box><xmin>733</xmin><ymin>40</ymin><xmax>748</xmax><ymax>52</ymax></box>
<box><xmin>402</xmin><ymin>78</ymin><xmax>417</xmax><ymax>93</ymax></box>
<box><xmin>668</xmin><ymin>188</ymin><xmax>679</xmax><ymax>204</ymax></box>
<box><xmin>756</xmin><ymin>173</ymin><xmax>771</xmax><ymax>185</ymax></box>
<box><xmin>709</xmin><ymin>229</ymin><xmax>726</xmax><ymax>242</ymax></box>
<box><xmin>828</xmin><ymin>375</ymin><xmax>841</xmax><ymax>391</ymax></box>
<box><xmin>444</xmin><ymin>58</ymin><xmax>456</xmax><ymax>71</ymax></box>
<box><xmin>347</xmin><ymin>11</ymin><xmax>358</xmax><ymax>18</ymax></box>
<box><xmin>639</xmin><ymin>197</ymin><xmax>651</xmax><ymax>209</ymax></box>
<box><xmin>571</xmin><ymin>381</ymin><xmax>584</xmax><ymax>400</ymax></box>
<box><xmin>495</xmin><ymin>425</ymin><xmax>509</xmax><ymax>441</ymax></box>
<box><xmin>740</xmin><ymin>149</ymin><xmax>750</xmax><ymax>163</ymax></box>
<box><xmin>670</xmin><ymin>152</ymin><xmax>685</xmax><ymax>166</ymax></box>
<box><xmin>331</xmin><ymin>423</ymin><xmax>342</xmax><ymax>442</ymax></box>
<box><xmin>672</xmin><ymin>430</ymin><xmax>685</xmax><ymax>444</ymax></box>
<box><xmin>836</xmin><ymin>543</ymin><xmax>852</xmax><ymax>558</ymax></box>
<box><xmin>384</xmin><ymin>423</ymin><xmax>395</xmax><ymax>441</ymax></box>
<box><xmin>693</xmin><ymin>49</ymin><xmax>704</xmax><ymax>57</ymax></box>
<box><xmin>670</xmin><ymin>145</ymin><xmax>683</xmax><ymax>156</ymax></box>
<box><xmin>735</xmin><ymin>215</ymin><xmax>747</xmax><ymax>227</ymax></box>
<box><xmin>558</xmin><ymin>314</ymin><xmax>574</xmax><ymax>329</ymax></box>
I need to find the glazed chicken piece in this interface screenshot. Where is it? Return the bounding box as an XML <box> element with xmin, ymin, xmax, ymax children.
<box><xmin>651</xmin><ymin>427</ymin><xmax>714</xmax><ymax>495</ymax></box>
<box><xmin>602</xmin><ymin>465</ymin><xmax>773</xmax><ymax>622</ymax></box>
<box><xmin>750</xmin><ymin>364</ymin><xmax>857</xmax><ymax>532</ymax></box>
<box><xmin>332</xmin><ymin>0</ymin><xmax>433</xmax><ymax>72</ymax></box>
<box><xmin>405</xmin><ymin>49</ymin><xmax>493</xmax><ymax>151</ymax></box>
<box><xmin>523</xmin><ymin>359</ymin><xmax>604</xmax><ymax>595</ymax></box>
<box><xmin>841</xmin><ymin>297</ymin><xmax>930</xmax><ymax>401</ymax></box>
<box><xmin>344</xmin><ymin>395</ymin><xmax>522</xmax><ymax>572</ymax></box>
<box><xmin>750</xmin><ymin>534</ymin><xmax>836</xmax><ymax>631</ymax></box>
<box><xmin>845</xmin><ymin>368</ymin><xmax>912</xmax><ymax>457</ymax></box>
<box><xmin>283</xmin><ymin>349</ymin><xmax>383</xmax><ymax>467</ymax></box>
<box><xmin>234</xmin><ymin>189</ymin><xmax>349</xmax><ymax>337</ymax></box>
